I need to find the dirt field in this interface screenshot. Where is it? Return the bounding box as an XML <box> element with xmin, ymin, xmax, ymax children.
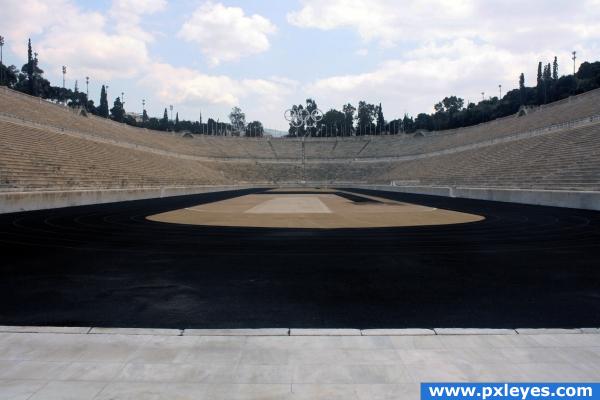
<box><xmin>147</xmin><ymin>189</ymin><xmax>484</xmax><ymax>228</ymax></box>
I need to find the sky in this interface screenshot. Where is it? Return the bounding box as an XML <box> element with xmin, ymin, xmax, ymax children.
<box><xmin>1</xmin><ymin>0</ymin><xmax>599</xmax><ymax>130</ymax></box>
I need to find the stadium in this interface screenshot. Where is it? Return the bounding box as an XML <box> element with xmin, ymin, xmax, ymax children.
<box><xmin>1</xmin><ymin>1</ymin><xmax>600</xmax><ymax>398</ymax></box>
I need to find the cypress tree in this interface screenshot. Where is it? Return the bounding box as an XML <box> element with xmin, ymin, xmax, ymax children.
<box><xmin>536</xmin><ymin>62</ymin><xmax>543</xmax><ymax>104</ymax></box>
<box><xmin>98</xmin><ymin>85</ymin><xmax>109</xmax><ymax>118</ymax></box>
<box><xmin>376</xmin><ymin>103</ymin><xmax>385</xmax><ymax>134</ymax></box>
<box><xmin>552</xmin><ymin>56</ymin><xmax>559</xmax><ymax>81</ymax></box>
<box><xmin>27</xmin><ymin>39</ymin><xmax>34</xmax><ymax>95</ymax></box>
<box><xmin>161</xmin><ymin>108</ymin><xmax>169</xmax><ymax>131</ymax></box>
<box><xmin>519</xmin><ymin>73</ymin><xmax>525</xmax><ymax>105</ymax></box>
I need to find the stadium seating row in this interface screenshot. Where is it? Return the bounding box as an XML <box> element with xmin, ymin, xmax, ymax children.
<box><xmin>1</xmin><ymin>86</ymin><xmax>599</xmax><ymax>191</ymax></box>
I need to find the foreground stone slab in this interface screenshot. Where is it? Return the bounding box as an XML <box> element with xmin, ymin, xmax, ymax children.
<box><xmin>0</xmin><ymin>325</ymin><xmax>90</xmax><ymax>334</ymax></box>
<box><xmin>184</xmin><ymin>329</ymin><xmax>289</xmax><ymax>336</ymax></box>
<box><xmin>361</xmin><ymin>329</ymin><xmax>435</xmax><ymax>336</ymax></box>
<box><xmin>581</xmin><ymin>328</ymin><xmax>600</xmax><ymax>334</ymax></box>
<box><xmin>89</xmin><ymin>327</ymin><xmax>182</xmax><ymax>336</ymax></box>
<box><xmin>516</xmin><ymin>328</ymin><xmax>583</xmax><ymax>335</ymax></box>
<box><xmin>0</xmin><ymin>330</ymin><xmax>599</xmax><ymax>399</ymax></box>
<box><xmin>435</xmin><ymin>328</ymin><xmax>516</xmax><ymax>335</ymax></box>
<box><xmin>290</xmin><ymin>329</ymin><xmax>361</xmax><ymax>336</ymax></box>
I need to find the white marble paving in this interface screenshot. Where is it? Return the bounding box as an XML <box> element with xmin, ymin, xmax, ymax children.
<box><xmin>0</xmin><ymin>330</ymin><xmax>599</xmax><ymax>399</ymax></box>
<box><xmin>89</xmin><ymin>328</ymin><xmax>182</xmax><ymax>336</ymax></box>
<box><xmin>184</xmin><ymin>329</ymin><xmax>289</xmax><ymax>336</ymax></box>
<box><xmin>516</xmin><ymin>328</ymin><xmax>583</xmax><ymax>335</ymax></box>
<box><xmin>0</xmin><ymin>326</ymin><xmax>91</xmax><ymax>334</ymax></box>
<box><xmin>435</xmin><ymin>328</ymin><xmax>516</xmax><ymax>335</ymax></box>
<box><xmin>290</xmin><ymin>329</ymin><xmax>361</xmax><ymax>336</ymax></box>
<box><xmin>361</xmin><ymin>329</ymin><xmax>435</xmax><ymax>336</ymax></box>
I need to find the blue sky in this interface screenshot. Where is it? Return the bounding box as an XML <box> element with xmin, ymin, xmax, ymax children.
<box><xmin>1</xmin><ymin>0</ymin><xmax>599</xmax><ymax>130</ymax></box>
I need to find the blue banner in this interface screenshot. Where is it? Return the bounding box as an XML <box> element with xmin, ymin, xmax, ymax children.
<box><xmin>421</xmin><ymin>383</ymin><xmax>599</xmax><ymax>400</ymax></box>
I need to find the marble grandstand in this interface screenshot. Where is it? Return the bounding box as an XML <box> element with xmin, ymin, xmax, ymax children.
<box><xmin>1</xmin><ymin>86</ymin><xmax>600</xmax><ymax>192</ymax></box>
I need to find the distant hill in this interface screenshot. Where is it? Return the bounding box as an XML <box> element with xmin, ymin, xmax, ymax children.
<box><xmin>264</xmin><ymin>128</ymin><xmax>288</xmax><ymax>138</ymax></box>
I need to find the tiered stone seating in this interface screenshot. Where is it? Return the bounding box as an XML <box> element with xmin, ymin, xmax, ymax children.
<box><xmin>1</xmin><ymin>86</ymin><xmax>599</xmax><ymax>192</ymax></box>
<box><xmin>304</xmin><ymin>140</ymin><xmax>336</xmax><ymax>158</ymax></box>
<box><xmin>301</xmin><ymin>124</ymin><xmax>600</xmax><ymax>190</ymax></box>
<box><xmin>269</xmin><ymin>139</ymin><xmax>302</xmax><ymax>159</ymax></box>
<box><xmin>0</xmin><ymin>120</ymin><xmax>227</xmax><ymax>189</ymax></box>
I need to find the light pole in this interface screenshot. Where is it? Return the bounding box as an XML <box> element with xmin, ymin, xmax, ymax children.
<box><xmin>121</xmin><ymin>91</ymin><xmax>125</xmax><ymax>106</ymax></box>
<box><xmin>142</xmin><ymin>99</ymin><xmax>146</xmax><ymax>121</ymax></box>
<box><xmin>85</xmin><ymin>77</ymin><xmax>89</xmax><ymax>97</ymax></box>
<box><xmin>499</xmin><ymin>84</ymin><xmax>502</xmax><ymax>99</ymax></box>
<box><xmin>169</xmin><ymin>105</ymin><xmax>173</xmax><ymax>121</ymax></box>
<box><xmin>572</xmin><ymin>51</ymin><xmax>577</xmax><ymax>76</ymax></box>
<box><xmin>62</xmin><ymin>66</ymin><xmax>66</xmax><ymax>89</ymax></box>
<box><xmin>481</xmin><ymin>92</ymin><xmax>485</xmax><ymax>122</ymax></box>
<box><xmin>0</xmin><ymin>35</ymin><xmax>4</xmax><ymax>85</ymax></box>
<box><xmin>106</xmin><ymin>85</ymin><xmax>109</xmax><ymax>100</ymax></box>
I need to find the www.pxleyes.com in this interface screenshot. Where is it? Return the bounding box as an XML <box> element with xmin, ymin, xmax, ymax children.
<box><xmin>421</xmin><ymin>383</ymin><xmax>599</xmax><ymax>399</ymax></box>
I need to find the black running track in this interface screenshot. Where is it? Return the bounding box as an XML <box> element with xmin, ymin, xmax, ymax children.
<box><xmin>1</xmin><ymin>188</ymin><xmax>599</xmax><ymax>329</ymax></box>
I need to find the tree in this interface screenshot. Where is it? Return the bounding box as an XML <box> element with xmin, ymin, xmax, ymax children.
<box><xmin>142</xmin><ymin>109</ymin><xmax>149</xmax><ymax>124</ymax></box>
<box><xmin>245</xmin><ymin>121</ymin><xmax>264</xmax><ymax>137</ymax></box>
<box><xmin>552</xmin><ymin>56</ymin><xmax>559</xmax><ymax>81</ymax></box>
<box><xmin>342</xmin><ymin>103</ymin><xmax>355</xmax><ymax>136</ymax></box>
<box><xmin>287</xmin><ymin>104</ymin><xmax>305</xmax><ymax>137</ymax></box>
<box><xmin>519</xmin><ymin>73</ymin><xmax>525</xmax><ymax>105</ymax></box>
<box><xmin>375</xmin><ymin>103</ymin><xmax>385</xmax><ymax>134</ymax></box>
<box><xmin>321</xmin><ymin>109</ymin><xmax>345</xmax><ymax>137</ymax></box>
<box><xmin>442</xmin><ymin>96</ymin><xmax>464</xmax><ymax>114</ymax></box>
<box><xmin>160</xmin><ymin>108</ymin><xmax>169</xmax><ymax>131</ymax></box>
<box><xmin>0</xmin><ymin>64</ymin><xmax>18</xmax><ymax>87</ymax></box>
<box><xmin>98</xmin><ymin>85</ymin><xmax>109</xmax><ymax>118</ymax></box>
<box><xmin>356</xmin><ymin>101</ymin><xmax>375</xmax><ymax>135</ymax></box>
<box><xmin>110</xmin><ymin>97</ymin><xmax>125</xmax><ymax>122</ymax></box>
<box><xmin>388</xmin><ymin>118</ymin><xmax>403</xmax><ymax>134</ymax></box>
<box><xmin>577</xmin><ymin>61</ymin><xmax>600</xmax><ymax>80</ymax></box>
<box><xmin>414</xmin><ymin>113</ymin><xmax>433</xmax><ymax>131</ymax></box>
<box><xmin>536</xmin><ymin>61</ymin><xmax>543</xmax><ymax>104</ymax></box>
<box><xmin>229</xmin><ymin>106</ymin><xmax>246</xmax><ymax>134</ymax></box>
<box><xmin>174</xmin><ymin>112</ymin><xmax>180</xmax><ymax>132</ymax></box>
<box><xmin>402</xmin><ymin>114</ymin><xmax>415</xmax><ymax>133</ymax></box>
<box><xmin>286</xmin><ymin>99</ymin><xmax>319</xmax><ymax>137</ymax></box>
<box><xmin>26</xmin><ymin>39</ymin><xmax>34</xmax><ymax>95</ymax></box>
<box><xmin>305</xmin><ymin>98</ymin><xmax>319</xmax><ymax>137</ymax></box>
<box><xmin>543</xmin><ymin>63</ymin><xmax>552</xmax><ymax>103</ymax></box>
<box><xmin>207</xmin><ymin>118</ymin><xmax>217</xmax><ymax>135</ymax></box>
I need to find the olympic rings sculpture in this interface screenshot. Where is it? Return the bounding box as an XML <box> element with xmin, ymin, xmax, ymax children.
<box><xmin>284</xmin><ymin>108</ymin><xmax>323</xmax><ymax>129</ymax></box>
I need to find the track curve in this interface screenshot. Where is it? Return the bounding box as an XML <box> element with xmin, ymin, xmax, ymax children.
<box><xmin>1</xmin><ymin>188</ymin><xmax>599</xmax><ymax>329</ymax></box>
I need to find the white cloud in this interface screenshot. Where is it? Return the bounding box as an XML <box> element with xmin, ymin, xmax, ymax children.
<box><xmin>178</xmin><ymin>2</ymin><xmax>277</xmax><ymax>66</ymax></box>
<box><xmin>288</xmin><ymin>0</ymin><xmax>600</xmax><ymax>49</ymax></box>
<box><xmin>292</xmin><ymin>0</ymin><xmax>600</xmax><ymax>120</ymax></box>
<box><xmin>140</xmin><ymin>63</ymin><xmax>298</xmax><ymax>128</ymax></box>
<box><xmin>287</xmin><ymin>0</ymin><xmax>476</xmax><ymax>47</ymax></box>
<box><xmin>306</xmin><ymin>38</ymin><xmax>563</xmax><ymax>118</ymax></box>
<box><xmin>0</xmin><ymin>0</ymin><xmax>162</xmax><ymax>81</ymax></box>
<box><xmin>109</xmin><ymin>0</ymin><xmax>167</xmax><ymax>42</ymax></box>
<box><xmin>141</xmin><ymin>63</ymin><xmax>295</xmax><ymax>107</ymax></box>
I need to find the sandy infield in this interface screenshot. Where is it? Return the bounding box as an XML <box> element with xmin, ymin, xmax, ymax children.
<box><xmin>147</xmin><ymin>190</ymin><xmax>484</xmax><ymax>228</ymax></box>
